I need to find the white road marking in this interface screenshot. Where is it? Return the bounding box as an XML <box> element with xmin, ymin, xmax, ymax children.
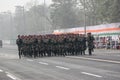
<box><xmin>81</xmin><ymin>72</ymin><xmax>102</xmax><ymax>78</ymax></box>
<box><xmin>6</xmin><ymin>72</ymin><xmax>21</xmax><ymax>80</ymax></box>
<box><xmin>27</xmin><ymin>59</ymin><xmax>33</xmax><ymax>62</ymax></box>
<box><xmin>67</xmin><ymin>56</ymin><xmax>120</xmax><ymax>64</ymax></box>
<box><xmin>7</xmin><ymin>74</ymin><xmax>16</xmax><ymax>80</ymax></box>
<box><xmin>56</xmin><ymin>66</ymin><xmax>70</xmax><ymax>70</ymax></box>
<box><xmin>39</xmin><ymin>62</ymin><xmax>49</xmax><ymax>65</ymax></box>
<box><xmin>0</xmin><ymin>69</ymin><xmax>3</xmax><ymax>72</ymax></box>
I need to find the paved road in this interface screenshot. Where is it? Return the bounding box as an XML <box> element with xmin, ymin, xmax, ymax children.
<box><xmin>0</xmin><ymin>45</ymin><xmax>120</xmax><ymax>80</ymax></box>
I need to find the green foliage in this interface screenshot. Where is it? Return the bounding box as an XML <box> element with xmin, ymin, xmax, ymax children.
<box><xmin>81</xmin><ymin>0</ymin><xmax>120</xmax><ymax>24</ymax></box>
<box><xmin>14</xmin><ymin>5</ymin><xmax>52</xmax><ymax>34</ymax></box>
<box><xmin>50</xmin><ymin>0</ymin><xmax>80</xmax><ymax>28</ymax></box>
<box><xmin>1</xmin><ymin>0</ymin><xmax>120</xmax><ymax>39</ymax></box>
<box><xmin>110</xmin><ymin>0</ymin><xmax>120</xmax><ymax>23</ymax></box>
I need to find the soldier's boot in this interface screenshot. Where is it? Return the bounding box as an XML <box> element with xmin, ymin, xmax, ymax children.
<box><xmin>19</xmin><ymin>51</ymin><xmax>21</xmax><ymax>59</ymax></box>
<box><xmin>89</xmin><ymin>49</ymin><xmax>92</xmax><ymax>55</ymax></box>
<box><xmin>83</xmin><ymin>50</ymin><xmax>85</xmax><ymax>55</ymax></box>
<box><xmin>80</xmin><ymin>51</ymin><xmax>82</xmax><ymax>55</ymax></box>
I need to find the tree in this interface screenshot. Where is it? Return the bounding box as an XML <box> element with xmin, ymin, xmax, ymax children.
<box><xmin>14</xmin><ymin>6</ymin><xmax>26</xmax><ymax>34</ymax></box>
<box><xmin>50</xmin><ymin>0</ymin><xmax>80</xmax><ymax>29</ymax></box>
<box><xmin>0</xmin><ymin>12</ymin><xmax>14</xmax><ymax>39</ymax></box>
<box><xmin>14</xmin><ymin>4</ymin><xmax>52</xmax><ymax>35</ymax></box>
<box><xmin>109</xmin><ymin>0</ymin><xmax>120</xmax><ymax>23</ymax></box>
<box><xmin>79</xmin><ymin>0</ymin><xmax>120</xmax><ymax>24</ymax></box>
<box><xmin>25</xmin><ymin>5</ymin><xmax>52</xmax><ymax>34</ymax></box>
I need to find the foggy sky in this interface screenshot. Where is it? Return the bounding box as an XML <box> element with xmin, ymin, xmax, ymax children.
<box><xmin>0</xmin><ymin>0</ymin><xmax>52</xmax><ymax>13</ymax></box>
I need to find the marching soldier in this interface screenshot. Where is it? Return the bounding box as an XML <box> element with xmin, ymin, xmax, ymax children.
<box><xmin>16</xmin><ymin>33</ymin><xmax>95</xmax><ymax>59</ymax></box>
<box><xmin>80</xmin><ymin>34</ymin><xmax>87</xmax><ymax>55</ymax></box>
<box><xmin>87</xmin><ymin>33</ymin><xmax>95</xmax><ymax>55</ymax></box>
<box><xmin>16</xmin><ymin>35</ymin><xmax>23</xmax><ymax>59</ymax></box>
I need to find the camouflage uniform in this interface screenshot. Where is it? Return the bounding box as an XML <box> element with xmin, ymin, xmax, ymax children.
<box><xmin>16</xmin><ymin>35</ymin><xmax>23</xmax><ymax>59</ymax></box>
<box><xmin>87</xmin><ymin>33</ymin><xmax>95</xmax><ymax>55</ymax></box>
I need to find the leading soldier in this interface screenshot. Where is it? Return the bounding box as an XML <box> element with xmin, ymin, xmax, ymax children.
<box><xmin>16</xmin><ymin>35</ymin><xmax>23</xmax><ymax>59</ymax></box>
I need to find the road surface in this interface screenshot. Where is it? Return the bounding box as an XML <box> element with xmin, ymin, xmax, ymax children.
<box><xmin>0</xmin><ymin>45</ymin><xmax>120</xmax><ymax>80</ymax></box>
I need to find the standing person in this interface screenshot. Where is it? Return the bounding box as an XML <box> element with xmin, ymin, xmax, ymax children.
<box><xmin>16</xmin><ymin>35</ymin><xmax>23</xmax><ymax>59</ymax></box>
<box><xmin>87</xmin><ymin>33</ymin><xmax>95</xmax><ymax>55</ymax></box>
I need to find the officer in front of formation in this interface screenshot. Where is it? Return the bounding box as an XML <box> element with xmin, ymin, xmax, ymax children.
<box><xmin>16</xmin><ymin>35</ymin><xmax>23</xmax><ymax>59</ymax></box>
<box><xmin>87</xmin><ymin>32</ymin><xmax>95</xmax><ymax>55</ymax></box>
<box><xmin>0</xmin><ymin>40</ymin><xmax>2</xmax><ymax>48</ymax></box>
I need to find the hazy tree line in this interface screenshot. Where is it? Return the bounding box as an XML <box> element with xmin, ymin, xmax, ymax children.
<box><xmin>0</xmin><ymin>0</ymin><xmax>120</xmax><ymax>40</ymax></box>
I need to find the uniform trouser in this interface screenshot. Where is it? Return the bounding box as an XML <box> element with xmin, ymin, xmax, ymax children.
<box><xmin>82</xmin><ymin>50</ymin><xmax>85</xmax><ymax>55</ymax></box>
<box><xmin>47</xmin><ymin>50</ymin><xmax>51</xmax><ymax>57</ymax></box>
<box><xmin>88</xmin><ymin>49</ymin><xmax>92</xmax><ymax>55</ymax></box>
<box><xmin>34</xmin><ymin>51</ymin><xmax>38</xmax><ymax>58</ymax></box>
<box><xmin>18</xmin><ymin>47</ymin><xmax>21</xmax><ymax>59</ymax></box>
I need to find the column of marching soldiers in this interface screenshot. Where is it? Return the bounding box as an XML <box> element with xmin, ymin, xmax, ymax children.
<box><xmin>16</xmin><ymin>33</ymin><xmax>95</xmax><ymax>59</ymax></box>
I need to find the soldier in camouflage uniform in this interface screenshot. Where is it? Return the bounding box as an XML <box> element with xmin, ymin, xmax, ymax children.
<box><xmin>79</xmin><ymin>34</ymin><xmax>86</xmax><ymax>55</ymax></box>
<box><xmin>16</xmin><ymin>35</ymin><xmax>23</xmax><ymax>59</ymax></box>
<box><xmin>87</xmin><ymin>33</ymin><xmax>95</xmax><ymax>55</ymax></box>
